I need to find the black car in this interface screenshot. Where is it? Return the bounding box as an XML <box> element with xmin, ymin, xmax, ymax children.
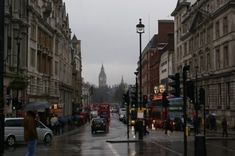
<box><xmin>91</xmin><ymin>117</ymin><xmax>109</xmax><ymax>133</ymax></box>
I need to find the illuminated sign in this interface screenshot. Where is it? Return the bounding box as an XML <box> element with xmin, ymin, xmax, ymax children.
<box><xmin>154</xmin><ymin>85</ymin><xmax>165</xmax><ymax>94</ymax></box>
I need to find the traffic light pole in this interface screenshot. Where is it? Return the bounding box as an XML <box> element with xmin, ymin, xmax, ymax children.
<box><xmin>0</xmin><ymin>0</ymin><xmax>5</xmax><ymax>155</ymax></box>
<box><xmin>183</xmin><ymin>65</ymin><xmax>190</xmax><ymax>156</ymax></box>
<box><xmin>124</xmin><ymin>91</ymin><xmax>130</xmax><ymax>140</ymax></box>
<box><xmin>127</xmin><ymin>96</ymin><xmax>130</xmax><ymax>140</ymax></box>
<box><xmin>203</xmin><ymin>90</ymin><xmax>207</xmax><ymax>156</ymax></box>
<box><xmin>195</xmin><ymin>66</ymin><xmax>198</xmax><ymax>135</ymax></box>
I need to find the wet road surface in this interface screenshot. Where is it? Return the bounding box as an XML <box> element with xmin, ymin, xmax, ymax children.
<box><xmin>3</xmin><ymin>114</ymin><xmax>235</xmax><ymax>156</ymax></box>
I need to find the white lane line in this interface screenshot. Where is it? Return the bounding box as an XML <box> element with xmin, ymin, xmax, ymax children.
<box><xmin>151</xmin><ymin>141</ymin><xmax>183</xmax><ymax>156</ymax></box>
<box><xmin>107</xmin><ymin>143</ymin><xmax>121</xmax><ymax>156</ymax></box>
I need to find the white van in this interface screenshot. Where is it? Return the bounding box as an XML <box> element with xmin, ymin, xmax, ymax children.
<box><xmin>4</xmin><ymin>117</ymin><xmax>53</xmax><ymax>146</ymax></box>
<box><xmin>119</xmin><ymin>108</ymin><xmax>126</xmax><ymax>122</ymax></box>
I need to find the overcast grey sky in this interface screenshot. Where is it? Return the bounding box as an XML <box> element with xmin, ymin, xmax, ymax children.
<box><xmin>63</xmin><ymin>0</ymin><xmax>178</xmax><ymax>86</ymax></box>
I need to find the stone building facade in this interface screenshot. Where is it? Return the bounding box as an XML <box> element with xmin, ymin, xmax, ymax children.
<box><xmin>4</xmin><ymin>0</ymin><xmax>81</xmax><ymax>117</ymax></box>
<box><xmin>172</xmin><ymin>0</ymin><xmax>235</xmax><ymax>126</ymax></box>
<box><xmin>71</xmin><ymin>35</ymin><xmax>82</xmax><ymax>113</ymax></box>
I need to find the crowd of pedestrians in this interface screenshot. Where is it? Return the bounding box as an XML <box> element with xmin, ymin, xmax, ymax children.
<box><xmin>46</xmin><ymin>112</ymin><xmax>90</xmax><ymax>135</ymax></box>
<box><xmin>22</xmin><ymin>110</ymin><xmax>90</xmax><ymax>156</ymax></box>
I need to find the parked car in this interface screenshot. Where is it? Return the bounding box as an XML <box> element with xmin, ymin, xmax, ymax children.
<box><xmin>91</xmin><ymin>117</ymin><xmax>109</xmax><ymax>134</ymax></box>
<box><xmin>4</xmin><ymin>117</ymin><xmax>53</xmax><ymax>146</ymax></box>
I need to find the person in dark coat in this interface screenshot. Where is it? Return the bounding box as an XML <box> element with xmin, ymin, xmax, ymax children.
<box><xmin>165</xmin><ymin>118</ymin><xmax>171</xmax><ymax>135</ymax></box>
<box><xmin>144</xmin><ymin>119</ymin><xmax>149</xmax><ymax>135</ymax></box>
<box><xmin>24</xmin><ymin>111</ymin><xmax>38</xmax><ymax>156</ymax></box>
<box><xmin>222</xmin><ymin>117</ymin><xmax>228</xmax><ymax>137</ymax></box>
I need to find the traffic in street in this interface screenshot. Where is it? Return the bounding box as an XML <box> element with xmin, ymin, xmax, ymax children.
<box><xmin>3</xmin><ymin>113</ymin><xmax>235</xmax><ymax>156</ymax></box>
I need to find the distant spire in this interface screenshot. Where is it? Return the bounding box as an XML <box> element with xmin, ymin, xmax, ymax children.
<box><xmin>72</xmin><ymin>34</ymin><xmax>78</xmax><ymax>41</ymax></box>
<box><xmin>121</xmin><ymin>76</ymin><xmax>124</xmax><ymax>84</ymax></box>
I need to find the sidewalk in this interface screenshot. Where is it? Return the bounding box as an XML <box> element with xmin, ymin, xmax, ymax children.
<box><xmin>106</xmin><ymin>129</ymin><xmax>194</xmax><ymax>143</ymax></box>
<box><xmin>106</xmin><ymin>128</ymin><xmax>235</xmax><ymax>143</ymax></box>
<box><xmin>205</xmin><ymin>128</ymin><xmax>235</xmax><ymax>140</ymax></box>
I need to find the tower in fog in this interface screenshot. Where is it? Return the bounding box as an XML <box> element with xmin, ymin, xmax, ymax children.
<box><xmin>99</xmin><ymin>64</ymin><xmax>107</xmax><ymax>87</ymax></box>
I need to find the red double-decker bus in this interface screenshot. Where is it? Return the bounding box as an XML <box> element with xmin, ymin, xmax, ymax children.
<box><xmin>148</xmin><ymin>95</ymin><xmax>183</xmax><ymax>129</ymax></box>
<box><xmin>98</xmin><ymin>103</ymin><xmax>111</xmax><ymax>124</ymax></box>
<box><xmin>148</xmin><ymin>95</ymin><xmax>164</xmax><ymax>129</ymax></box>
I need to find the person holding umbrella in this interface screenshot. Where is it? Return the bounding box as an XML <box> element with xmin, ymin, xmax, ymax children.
<box><xmin>24</xmin><ymin>111</ymin><xmax>38</xmax><ymax>156</ymax></box>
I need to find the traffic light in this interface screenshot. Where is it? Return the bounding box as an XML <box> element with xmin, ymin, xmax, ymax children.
<box><xmin>12</xmin><ymin>98</ymin><xmax>22</xmax><ymax>110</ymax></box>
<box><xmin>12</xmin><ymin>98</ymin><xmax>17</xmax><ymax>110</ymax></box>
<box><xmin>130</xmin><ymin>87</ymin><xmax>138</xmax><ymax>108</ymax></box>
<box><xmin>186</xmin><ymin>80</ymin><xmax>195</xmax><ymax>103</ymax></box>
<box><xmin>168</xmin><ymin>73</ymin><xmax>180</xmax><ymax>97</ymax></box>
<box><xmin>130</xmin><ymin>109</ymin><xmax>137</xmax><ymax>120</ymax></box>
<box><xmin>16</xmin><ymin>101</ymin><xmax>22</xmax><ymax>110</ymax></box>
<box><xmin>162</xmin><ymin>91</ymin><xmax>169</xmax><ymax>107</ymax></box>
<box><xmin>123</xmin><ymin>93</ymin><xmax>130</xmax><ymax>105</ymax></box>
<box><xmin>143</xmin><ymin>95</ymin><xmax>148</xmax><ymax>107</ymax></box>
<box><xmin>199</xmin><ymin>87</ymin><xmax>205</xmax><ymax>105</ymax></box>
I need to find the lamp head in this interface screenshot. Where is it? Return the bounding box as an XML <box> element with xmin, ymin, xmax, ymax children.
<box><xmin>136</xmin><ymin>18</ymin><xmax>145</xmax><ymax>34</ymax></box>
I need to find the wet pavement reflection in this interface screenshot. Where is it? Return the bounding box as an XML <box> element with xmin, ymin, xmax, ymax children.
<box><xmin>3</xmin><ymin>114</ymin><xmax>235</xmax><ymax>156</ymax></box>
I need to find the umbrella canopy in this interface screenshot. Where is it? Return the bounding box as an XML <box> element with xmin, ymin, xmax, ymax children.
<box><xmin>24</xmin><ymin>101</ymin><xmax>49</xmax><ymax>111</ymax></box>
<box><xmin>211</xmin><ymin>112</ymin><xmax>216</xmax><ymax>116</ymax></box>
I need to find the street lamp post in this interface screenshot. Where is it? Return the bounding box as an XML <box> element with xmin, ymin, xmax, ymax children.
<box><xmin>136</xmin><ymin>18</ymin><xmax>144</xmax><ymax>140</ymax></box>
<box><xmin>14</xmin><ymin>31</ymin><xmax>22</xmax><ymax>113</ymax></box>
<box><xmin>15</xmin><ymin>33</ymin><xmax>21</xmax><ymax>75</ymax></box>
<box><xmin>0</xmin><ymin>0</ymin><xmax>5</xmax><ymax>155</ymax></box>
<box><xmin>136</xmin><ymin>18</ymin><xmax>144</xmax><ymax>108</ymax></box>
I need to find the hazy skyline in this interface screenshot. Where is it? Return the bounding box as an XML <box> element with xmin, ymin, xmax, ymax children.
<box><xmin>63</xmin><ymin>0</ymin><xmax>178</xmax><ymax>86</ymax></box>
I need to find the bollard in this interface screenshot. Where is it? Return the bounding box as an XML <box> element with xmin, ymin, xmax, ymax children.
<box><xmin>195</xmin><ymin>134</ymin><xmax>206</xmax><ymax>156</ymax></box>
<box><xmin>138</xmin><ymin>120</ymin><xmax>143</xmax><ymax>140</ymax></box>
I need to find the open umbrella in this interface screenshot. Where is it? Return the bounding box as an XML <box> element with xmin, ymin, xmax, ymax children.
<box><xmin>211</xmin><ymin>112</ymin><xmax>216</xmax><ymax>116</ymax></box>
<box><xmin>24</xmin><ymin>101</ymin><xmax>49</xmax><ymax>111</ymax></box>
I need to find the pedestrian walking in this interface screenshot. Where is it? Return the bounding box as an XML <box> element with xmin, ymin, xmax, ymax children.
<box><xmin>50</xmin><ymin>114</ymin><xmax>59</xmax><ymax>135</ymax></box>
<box><xmin>24</xmin><ymin>111</ymin><xmax>38</xmax><ymax>156</ymax></box>
<box><xmin>222</xmin><ymin>117</ymin><xmax>228</xmax><ymax>137</ymax></box>
<box><xmin>144</xmin><ymin>119</ymin><xmax>149</xmax><ymax>135</ymax></box>
<box><xmin>164</xmin><ymin>118</ymin><xmax>171</xmax><ymax>135</ymax></box>
<box><xmin>211</xmin><ymin>115</ymin><xmax>217</xmax><ymax>131</ymax></box>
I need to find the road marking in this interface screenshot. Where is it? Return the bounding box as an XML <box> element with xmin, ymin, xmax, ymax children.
<box><xmin>151</xmin><ymin>141</ymin><xmax>183</xmax><ymax>156</ymax></box>
<box><xmin>107</xmin><ymin>143</ymin><xmax>121</xmax><ymax>156</ymax></box>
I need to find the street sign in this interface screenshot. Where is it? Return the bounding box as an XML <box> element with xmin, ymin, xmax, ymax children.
<box><xmin>137</xmin><ymin>111</ymin><xmax>144</xmax><ymax>119</ymax></box>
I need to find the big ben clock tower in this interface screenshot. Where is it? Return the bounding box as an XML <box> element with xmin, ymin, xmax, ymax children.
<box><xmin>99</xmin><ymin>64</ymin><xmax>107</xmax><ymax>87</ymax></box>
